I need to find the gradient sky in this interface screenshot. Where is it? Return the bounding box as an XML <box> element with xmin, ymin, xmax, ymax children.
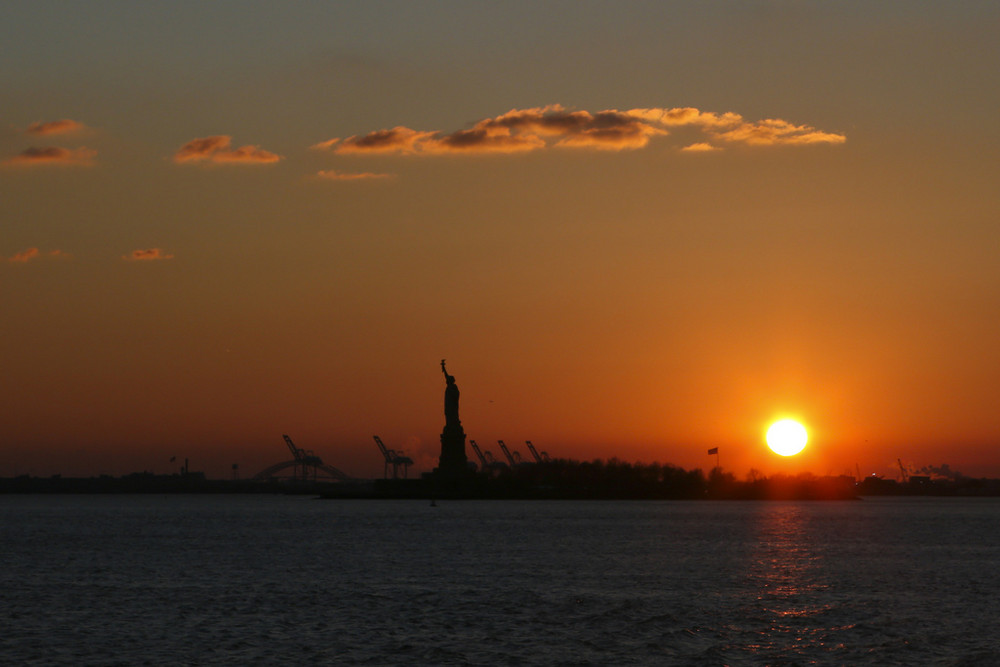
<box><xmin>3</xmin><ymin>1</ymin><xmax>999</xmax><ymax>480</ymax></box>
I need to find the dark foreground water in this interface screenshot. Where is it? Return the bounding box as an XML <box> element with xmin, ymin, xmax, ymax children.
<box><xmin>1</xmin><ymin>495</ymin><xmax>998</xmax><ymax>665</ymax></box>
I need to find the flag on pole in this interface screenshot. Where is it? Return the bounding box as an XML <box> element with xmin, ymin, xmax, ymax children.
<box><xmin>707</xmin><ymin>448</ymin><xmax>718</xmax><ymax>455</ymax></box>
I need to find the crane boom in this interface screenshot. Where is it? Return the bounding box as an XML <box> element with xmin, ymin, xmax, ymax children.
<box><xmin>469</xmin><ymin>440</ymin><xmax>489</xmax><ymax>470</ymax></box>
<box><xmin>525</xmin><ymin>440</ymin><xmax>552</xmax><ymax>463</ymax></box>
<box><xmin>373</xmin><ymin>435</ymin><xmax>413</xmax><ymax>479</ymax></box>
<box><xmin>252</xmin><ymin>434</ymin><xmax>348</xmax><ymax>483</ymax></box>
<box><xmin>373</xmin><ymin>436</ymin><xmax>392</xmax><ymax>461</ymax></box>
<box><xmin>283</xmin><ymin>434</ymin><xmax>302</xmax><ymax>462</ymax></box>
<box><xmin>527</xmin><ymin>441</ymin><xmax>550</xmax><ymax>462</ymax></box>
<box><xmin>373</xmin><ymin>435</ymin><xmax>396</xmax><ymax>479</ymax></box>
<box><xmin>498</xmin><ymin>440</ymin><xmax>517</xmax><ymax>466</ymax></box>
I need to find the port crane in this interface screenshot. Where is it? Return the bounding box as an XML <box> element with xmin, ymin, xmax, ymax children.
<box><xmin>470</xmin><ymin>440</ymin><xmax>506</xmax><ymax>473</ymax></box>
<box><xmin>469</xmin><ymin>440</ymin><xmax>489</xmax><ymax>471</ymax></box>
<box><xmin>373</xmin><ymin>436</ymin><xmax>414</xmax><ymax>479</ymax></box>
<box><xmin>251</xmin><ymin>435</ymin><xmax>354</xmax><ymax>482</ymax></box>
<box><xmin>525</xmin><ymin>440</ymin><xmax>550</xmax><ymax>463</ymax></box>
<box><xmin>898</xmin><ymin>458</ymin><xmax>910</xmax><ymax>484</ymax></box>
<box><xmin>498</xmin><ymin>440</ymin><xmax>523</xmax><ymax>466</ymax></box>
<box><xmin>484</xmin><ymin>450</ymin><xmax>504</xmax><ymax>469</ymax></box>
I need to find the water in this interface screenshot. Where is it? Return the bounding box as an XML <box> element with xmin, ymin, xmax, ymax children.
<box><xmin>2</xmin><ymin>496</ymin><xmax>998</xmax><ymax>665</ymax></box>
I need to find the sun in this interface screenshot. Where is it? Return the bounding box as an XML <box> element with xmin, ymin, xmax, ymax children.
<box><xmin>766</xmin><ymin>419</ymin><xmax>808</xmax><ymax>456</ymax></box>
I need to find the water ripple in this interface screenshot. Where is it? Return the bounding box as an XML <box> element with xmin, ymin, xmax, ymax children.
<box><xmin>2</xmin><ymin>496</ymin><xmax>1000</xmax><ymax>664</ymax></box>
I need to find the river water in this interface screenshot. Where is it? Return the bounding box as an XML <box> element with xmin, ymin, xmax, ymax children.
<box><xmin>1</xmin><ymin>495</ymin><xmax>998</xmax><ymax>665</ymax></box>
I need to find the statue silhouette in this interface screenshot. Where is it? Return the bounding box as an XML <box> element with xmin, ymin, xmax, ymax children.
<box><xmin>441</xmin><ymin>359</ymin><xmax>460</xmax><ymax>427</ymax></box>
<box><xmin>437</xmin><ymin>359</ymin><xmax>468</xmax><ymax>478</ymax></box>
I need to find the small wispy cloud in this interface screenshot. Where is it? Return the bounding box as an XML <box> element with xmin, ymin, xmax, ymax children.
<box><xmin>125</xmin><ymin>248</ymin><xmax>174</xmax><ymax>261</ymax></box>
<box><xmin>173</xmin><ymin>135</ymin><xmax>282</xmax><ymax>164</ymax></box>
<box><xmin>627</xmin><ymin>108</ymin><xmax>847</xmax><ymax>147</ymax></box>
<box><xmin>7</xmin><ymin>247</ymin><xmax>39</xmax><ymax>263</ymax></box>
<box><xmin>310</xmin><ymin>138</ymin><xmax>341</xmax><ymax>151</ymax></box>
<box><xmin>24</xmin><ymin>119</ymin><xmax>88</xmax><ymax>136</ymax></box>
<box><xmin>681</xmin><ymin>142</ymin><xmax>721</xmax><ymax>152</ymax></box>
<box><xmin>4</xmin><ymin>248</ymin><xmax>69</xmax><ymax>263</ymax></box>
<box><xmin>709</xmin><ymin>118</ymin><xmax>848</xmax><ymax>146</ymax></box>
<box><xmin>319</xmin><ymin>105</ymin><xmax>845</xmax><ymax>157</ymax></box>
<box><xmin>210</xmin><ymin>145</ymin><xmax>283</xmax><ymax>164</ymax></box>
<box><xmin>2</xmin><ymin>146</ymin><xmax>96</xmax><ymax>167</ymax></box>
<box><xmin>314</xmin><ymin>169</ymin><xmax>393</xmax><ymax>181</ymax></box>
<box><xmin>174</xmin><ymin>136</ymin><xmax>230</xmax><ymax>162</ymax></box>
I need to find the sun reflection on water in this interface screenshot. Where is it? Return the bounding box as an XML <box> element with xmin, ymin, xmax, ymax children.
<box><xmin>737</xmin><ymin>503</ymin><xmax>840</xmax><ymax>658</ymax></box>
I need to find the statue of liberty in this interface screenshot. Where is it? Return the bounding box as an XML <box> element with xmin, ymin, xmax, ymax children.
<box><xmin>438</xmin><ymin>359</ymin><xmax>467</xmax><ymax>476</ymax></box>
<box><xmin>441</xmin><ymin>359</ymin><xmax>460</xmax><ymax>428</ymax></box>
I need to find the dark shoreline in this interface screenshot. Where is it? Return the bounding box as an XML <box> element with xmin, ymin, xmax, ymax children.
<box><xmin>4</xmin><ymin>470</ymin><xmax>1000</xmax><ymax>499</ymax></box>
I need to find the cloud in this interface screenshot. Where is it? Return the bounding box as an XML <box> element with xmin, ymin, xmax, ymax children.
<box><xmin>174</xmin><ymin>136</ymin><xmax>231</xmax><ymax>162</ymax></box>
<box><xmin>310</xmin><ymin>138</ymin><xmax>341</xmax><ymax>151</ymax></box>
<box><xmin>711</xmin><ymin>118</ymin><xmax>848</xmax><ymax>146</ymax></box>
<box><xmin>481</xmin><ymin>106</ymin><xmax>666</xmax><ymax>151</ymax></box>
<box><xmin>424</xmin><ymin>127</ymin><xmax>546</xmax><ymax>154</ymax></box>
<box><xmin>315</xmin><ymin>169</ymin><xmax>393</xmax><ymax>181</ymax></box>
<box><xmin>627</xmin><ymin>107</ymin><xmax>743</xmax><ymax>128</ymax></box>
<box><xmin>210</xmin><ymin>145</ymin><xmax>283</xmax><ymax>163</ymax></box>
<box><xmin>125</xmin><ymin>248</ymin><xmax>174</xmax><ymax>261</ymax></box>
<box><xmin>333</xmin><ymin>106</ymin><xmax>665</xmax><ymax>155</ymax></box>
<box><xmin>173</xmin><ymin>135</ymin><xmax>282</xmax><ymax>164</ymax></box>
<box><xmin>4</xmin><ymin>248</ymin><xmax>69</xmax><ymax>263</ymax></box>
<box><xmin>25</xmin><ymin>119</ymin><xmax>87</xmax><ymax>136</ymax></box>
<box><xmin>627</xmin><ymin>108</ymin><xmax>845</xmax><ymax>146</ymax></box>
<box><xmin>7</xmin><ymin>247</ymin><xmax>39</xmax><ymax>263</ymax></box>
<box><xmin>324</xmin><ymin>105</ymin><xmax>845</xmax><ymax>157</ymax></box>
<box><xmin>334</xmin><ymin>127</ymin><xmax>437</xmax><ymax>155</ymax></box>
<box><xmin>681</xmin><ymin>142</ymin><xmax>721</xmax><ymax>152</ymax></box>
<box><xmin>2</xmin><ymin>146</ymin><xmax>96</xmax><ymax>167</ymax></box>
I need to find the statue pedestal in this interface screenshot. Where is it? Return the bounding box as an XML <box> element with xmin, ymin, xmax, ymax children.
<box><xmin>437</xmin><ymin>423</ymin><xmax>468</xmax><ymax>478</ymax></box>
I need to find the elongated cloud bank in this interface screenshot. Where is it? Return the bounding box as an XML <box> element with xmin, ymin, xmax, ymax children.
<box><xmin>8</xmin><ymin>247</ymin><xmax>39</xmax><ymax>262</ymax></box>
<box><xmin>125</xmin><ymin>248</ymin><xmax>174</xmax><ymax>261</ymax></box>
<box><xmin>3</xmin><ymin>146</ymin><xmax>96</xmax><ymax>167</ymax></box>
<box><xmin>314</xmin><ymin>105</ymin><xmax>845</xmax><ymax>156</ymax></box>
<box><xmin>174</xmin><ymin>136</ymin><xmax>282</xmax><ymax>164</ymax></box>
<box><xmin>25</xmin><ymin>119</ymin><xmax>87</xmax><ymax>135</ymax></box>
<box><xmin>314</xmin><ymin>169</ymin><xmax>393</xmax><ymax>181</ymax></box>
<box><xmin>4</xmin><ymin>248</ymin><xmax>68</xmax><ymax>263</ymax></box>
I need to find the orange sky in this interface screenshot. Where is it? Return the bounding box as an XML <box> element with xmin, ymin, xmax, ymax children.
<box><xmin>2</xmin><ymin>2</ymin><xmax>999</xmax><ymax>480</ymax></box>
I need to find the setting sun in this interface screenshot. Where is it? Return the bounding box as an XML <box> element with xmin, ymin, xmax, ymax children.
<box><xmin>766</xmin><ymin>419</ymin><xmax>808</xmax><ymax>456</ymax></box>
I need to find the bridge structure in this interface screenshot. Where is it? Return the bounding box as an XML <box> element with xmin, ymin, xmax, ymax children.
<box><xmin>252</xmin><ymin>435</ymin><xmax>354</xmax><ymax>483</ymax></box>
